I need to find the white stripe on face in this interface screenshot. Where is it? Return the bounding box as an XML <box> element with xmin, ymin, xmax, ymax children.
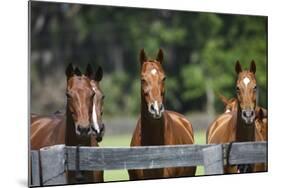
<box><xmin>154</xmin><ymin>101</ymin><xmax>159</xmax><ymax>112</ymax></box>
<box><xmin>243</xmin><ymin>77</ymin><xmax>250</xmax><ymax>87</ymax></box>
<box><xmin>92</xmin><ymin>87</ymin><xmax>100</xmax><ymax>134</ymax></box>
<box><xmin>151</xmin><ymin>69</ymin><xmax>157</xmax><ymax>75</ymax></box>
<box><xmin>92</xmin><ymin>102</ymin><xmax>100</xmax><ymax>134</ymax></box>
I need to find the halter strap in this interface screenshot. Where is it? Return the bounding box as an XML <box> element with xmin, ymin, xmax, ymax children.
<box><xmin>237</xmin><ymin>164</ymin><xmax>252</xmax><ymax>173</ymax></box>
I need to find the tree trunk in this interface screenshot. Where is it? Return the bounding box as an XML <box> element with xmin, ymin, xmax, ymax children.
<box><xmin>205</xmin><ymin>78</ymin><xmax>215</xmax><ymax>120</ymax></box>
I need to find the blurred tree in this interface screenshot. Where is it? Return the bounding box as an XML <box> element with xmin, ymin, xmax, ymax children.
<box><xmin>30</xmin><ymin>2</ymin><xmax>267</xmax><ymax>117</ymax></box>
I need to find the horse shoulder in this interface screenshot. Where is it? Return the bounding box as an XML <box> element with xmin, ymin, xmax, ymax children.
<box><xmin>165</xmin><ymin>110</ymin><xmax>193</xmax><ymax>129</ymax></box>
<box><xmin>164</xmin><ymin>110</ymin><xmax>194</xmax><ymax>144</ymax></box>
<box><xmin>130</xmin><ymin>117</ymin><xmax>141</xmax><ymax>146</ymax></box>
<box><xmin>31</xmin><ymin>115</ymin><xmax>65</xmax><ymax>150</ymax></box>
<box><xmin>255</xmin><ymin>119</ymin><xmax>267</xmax><ymax>141</ymax></box>
<box><xmin>207</xmin><ymin>113</ymin><xmax>236</xmax><ymax>144</ymax></box>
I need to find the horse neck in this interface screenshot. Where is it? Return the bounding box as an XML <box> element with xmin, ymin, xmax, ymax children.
<box><xmin>65</xmin><ymin>102</ymin><xmax>92</xmax><ymax>146</ymax></box>
<box><xmin>140</xmin><ymin>95</ymin><xmax>165</xmax><ymax>146</ymax></box>
<box><xmin>235</xmin><ymin>106</ymin><xmax>255</xmax><ymax>142</ymax></box>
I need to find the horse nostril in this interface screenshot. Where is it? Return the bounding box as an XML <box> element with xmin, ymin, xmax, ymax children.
<box><xmin>251</xmin><ymin>111</ymin><xmax>254</xmax><ymax>117</ymax></box>
<box><xmin>77</xmin><ymin>126</ymin><xmax>91</xmax><ymax>135</ymax></box>
<box><xmin>242</xmin><ymin>111</ymin><xmax>247</xmax><ymax>117</ymax></box>
<box><xmin>77</xmin><ymin>126</ymin><xmax>82</xmax><ymax>132</ymax></box>
<box><xmin>242</xmin><ymin>110</ymin><xmax>254</xmax><ymax>118</ymax></box>
<box><xmin>150</xmin><ymin>104</ymin><xmax>155</xmax><ymax>111</ymax></box>
<box><xmin>159</xmin><ymin>104</ymin><xmax>164</xmax><ymax>112</ymax></box>
<box><xmin>100</xmin><ymin>124</ymin><xmax>105</xmax><ymax>132</ymax></box>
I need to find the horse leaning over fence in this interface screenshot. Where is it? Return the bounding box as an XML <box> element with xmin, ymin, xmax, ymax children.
<box><xmin>206</xmin><ymin>60</ymin><xmax>267</xmax><ymax>173</ymax></box>
<box><xmin>31</xmin><ymin>63</ymin><xmax>105</xmax><ymax>184</ymax></box>
<box><xmin>128</xmin><ymin>49</ymin><xmax>196</xmax><ymax>180</ymax></box>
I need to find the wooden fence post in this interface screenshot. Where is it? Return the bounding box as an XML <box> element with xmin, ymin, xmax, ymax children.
<box><xmin>203</xmin><ymin>144</ymin><xmax>224</xmax><ymax>175</ymax></box>
<box><xmin>30</xmin><ymin>150</ymin><xmax>40</xmax><ymax>187</ymax></box>
<box><xmin>40</xmin><ymin>145</ymin><xmax>67</xmax><ymax>186</ymax></box>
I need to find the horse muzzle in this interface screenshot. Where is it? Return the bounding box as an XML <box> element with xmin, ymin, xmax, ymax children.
<box><xmin>241</xmin><ymin>109</ymin><xmax>255</xmax><ymax>124</ymax></box>
<box><xmin>148</xmin><ymin>101</ymin><xmax>165</xmax><ymax>119</ymax></box>
<box><xmin>91</xmin><ymin>123</ymin><xmax>105</xmax><ymax>142</ymax></box>
<box><xmin>76</xmin><ymin>125</ymin><xmax>92</xmax><ymax>137</ymax></box>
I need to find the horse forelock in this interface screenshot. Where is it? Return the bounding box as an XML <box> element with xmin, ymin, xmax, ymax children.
<box><xmin>68</xmin><ymin>75</ymin><xmax>92</xmax><ymax>90</ymax></box>
<box><xmin>237</xmin><ymin>71</ymin><xmax>256</xmax><ymax>84</ymax></box>
<box><xmin>141</xmin><ymin>61</ymin><xmax>164</xmax><ymax>75</ymax></box>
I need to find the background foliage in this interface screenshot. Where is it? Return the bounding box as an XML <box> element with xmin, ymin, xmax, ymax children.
<box><xmin>30</xmin><ymin>2</ymin><xmax>267</xmax><ymax>181</ymax></box>
<box><xmin>30</xmin><ymin>2</ymin><xmax>267</xmax><ymax>118</ymax></box>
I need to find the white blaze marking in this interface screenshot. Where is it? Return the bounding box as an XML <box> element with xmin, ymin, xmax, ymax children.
<box><xmin>154</xmin><ymin>101</ymin><xmax>159</xmax><ymax>112</ymax></box>
<box><xmin>151</xmin><ymin>69</ymin><xmax>157</xmax><ymax>75</ymax></box>
<box><xmin>243</xmin><ymin>77</ymin><xmax>250</xmax><ymax>87</ymax></box>
<box><xmin>92</xmin><ymin>103</ymin><xmax>100</xmax><ymax>134</ymax></box>
<box><xmin>92</xmin><ymin>87</ymin><xmax>100</xmax><ymax>134</ymax></box>
<box><xmin>225</xmin><ymin>109</ymin><xmax>231</xmax><ymax>113</ymax></box>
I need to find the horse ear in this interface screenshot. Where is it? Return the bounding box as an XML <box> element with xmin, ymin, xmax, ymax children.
<box><xmin>94</xmin><ymin>66</ymin><xmax>103</xmax><ymax>82</ymax></box>
<box><xmin>256</xmin><ymin>108</ymin><xmax>264</xmax><ymax>120</ymax></box>
<box><xmin>235</xmin><ymin>60</ymin><xmax>242</xmax><ymax>74</ymax></box>
<box><xmin>250</xmin><ymin>60</ymin><xmax>256</xmax><ymax>74</ymax></box>
<box><xmin>140</xmin><ymin>49</ymin><xmax>147</xmax><ymax>65</ymax></box>
<box><xmin>74</xmin><ymin>67</ymin><xmax>82</xmax><ymax>76</ymax></box>
<box><xmin>156</xmin><ymin>48</ymin><xmax>164</xmax><ymax>64</ymax></box>
<box><xmin>219</xmin><ymin>94</ymin><xmax>228</xmax><ymax>105</ymax></box>
<box><xmin>65</xmin><ymin>63</ymin><xmax>74</xmax><ymax>78</ymax></box>
<box><xmin>85</xmin><ymin>63</ymin><xmax>94</xmax><ymax>78</ymax></box>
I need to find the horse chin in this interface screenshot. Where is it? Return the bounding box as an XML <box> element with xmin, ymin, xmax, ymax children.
<box><xmin>75</xmin><ymin>128</ymin><xmax>92</xmax><ymax>138</ymax></box>
<box><xmin>150</xmin><ymin>113</ymin><xmax>163</xmax><ymax>119</ymax></box>
<box><xmin>93</xmin><ymin>131</ymin><xmax>104</xmax><ymax>143</ymax></box>
<box><xmin>76</xmin><ymin>133</ymin><xmax>91</xmax><ymax>139</ymax></box>
<box><xmin>243</xmin><ymin>117</ymin><xmax>255</xmax><ymax>125</ymax></box>
<box><xmin>96</xmin><ymin>136</ymin><xmax>103</xmax><ymax>142</ymax></box>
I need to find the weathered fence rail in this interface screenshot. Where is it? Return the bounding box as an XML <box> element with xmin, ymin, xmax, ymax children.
<box><xmin>30</xmin><ymin>141</ymin><xmax>267</xmax><ymax>187</ymax></box>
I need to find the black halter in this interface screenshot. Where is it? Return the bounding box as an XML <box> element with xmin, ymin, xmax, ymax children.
<box><xmin>237</xmin><ymin>164</ymin><xmax>252</xmax><ymax>173</ymax></box>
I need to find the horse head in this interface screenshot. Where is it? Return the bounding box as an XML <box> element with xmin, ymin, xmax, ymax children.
<box><xmin>85</xmin><ymin>64</ymin><xmax>105</xmax><ymax>142</ymax></box>
<box><xmin>255</xmin><ymin>107</ymin><xmax>268</xmax><ymax>140</ymax></box>
<box><xmin>235</xmin><ymin>60</ymin><xmax>257</xmax><ymax>125</ymax></box>
<box><xmin>65</xmin><ymin>63</ymin><xmax>95</xmax><ymax>137</ymax></box>
<box><xmin>219</xmin><ymin>95</ymin><xmax>237</xmax><ymax>113</ymax></box>
<box><xmin>140</xmin><ymin>49</ymin><xmax>166</xmax><ymax>119</ymax></box>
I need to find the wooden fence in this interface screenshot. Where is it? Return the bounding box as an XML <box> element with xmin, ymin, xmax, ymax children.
<box><xmin>29</xmin><ymin>141</ymin><xmax>267</xmax><ymax>187</ymax></box>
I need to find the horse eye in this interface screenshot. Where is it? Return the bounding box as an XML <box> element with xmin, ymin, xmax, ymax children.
<box><xmin>162</xmin><ymin>77</ymin><xmax>166</xmax><ymax>81</ymax></box>
<box><xmin>254</xmin><ymin>86</ymin><xmax>257</xmax><ymax>91</ymax></box>
<box><xmin>236</xmin><ymin>87</ymin><xmax>240</xmax><ymax>92</ymax></box>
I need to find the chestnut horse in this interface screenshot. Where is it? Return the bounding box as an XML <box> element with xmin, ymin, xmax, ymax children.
<box><xmin>218</xmin><ymin>96</ymin><xmax>268</xmax><ymax>172</ymax></box>
<box><xmin>31</xmin><ymin>63</ymin><xmax>105</xmax><ymax>183</ymax></box>
<box><xmin>219</xmin><ymin>95</ymin><xmax>238</xmax><ymax>113</ymax></box>
<box><xmin>128</xmin><ymin>49</ymin><xmax>196</xmax><ymax>180</ymax></box>
<box><xmin>217</xmin><ymin>95</ymin><xmax>267</xmax><ymax>141</ymax></box>
<box><xmin>206</xmin><ymin>60</ymin><xmax>267</xmax><ymax>173</ymax></box>
<box><xmin>255</xmin><ymin>107</ymin><xmax>268</xmax><ymax>141</ymax></box>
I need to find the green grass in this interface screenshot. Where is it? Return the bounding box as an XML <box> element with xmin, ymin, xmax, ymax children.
<box><xmin>100</xmin><ymin>131</ymin><xmax>206</xmax><ymax>182</ymax></box>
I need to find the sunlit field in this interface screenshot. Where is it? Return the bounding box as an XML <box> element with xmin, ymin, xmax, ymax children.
<box><xmin>100</xmin><ymin>131</ymin><xmax>206</xmax><ymax>182</ymax></box>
